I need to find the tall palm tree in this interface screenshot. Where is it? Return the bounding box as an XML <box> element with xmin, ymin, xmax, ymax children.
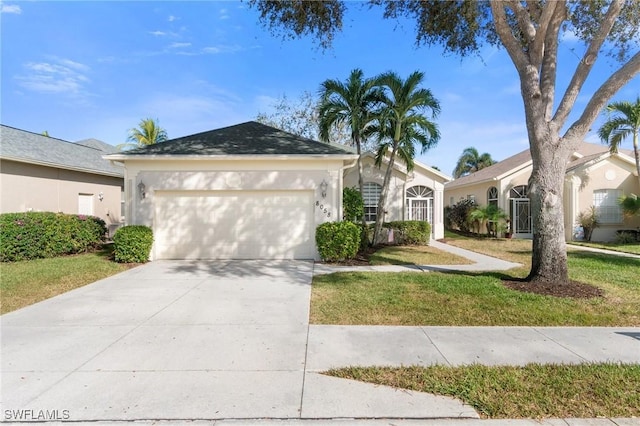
<box><xmin>318</xmin><ymin>69</ymin><xmax>384</xmax><ymax>242</ymax></box>
<box><xmin>452</xmin><ymin>147</ymin><xmax>495</xmax><ymax>178</ymax></box>
<box><xmin>368</xmin><ymin>70</ymin><xmax>441</xmax><ymax>244</ymax></box>
<box><xmin>118</xmin><ymin>118</ymin><xmax>168</xmax><ymax>151</ymax></box>
<box><xmin>598</xmin><ymin>96</ymin><xmax>640</xmax><ymax>188</ymax></box>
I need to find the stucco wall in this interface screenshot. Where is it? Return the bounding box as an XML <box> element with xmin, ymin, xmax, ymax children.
<box><xmin>0</xmin><ymin>159</ymin><xmax>124</xmax><ymax>231</ymax></box>
<box><xmin>568</xmin><ymin>157</ymin><xmax>640</xmax><ymax>242</ymax></box>
<box><xmin>122</xmin><ymin>158</ymin><xmax>350</xmax><ymax>260</ymax></box>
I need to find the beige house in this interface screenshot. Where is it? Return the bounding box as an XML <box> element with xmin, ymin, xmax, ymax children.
<box><xmin>0</xmin><ymin>125</ymin><xmax>124</xmax><ymax>235</ymax></box>
<box><xmin>444</xmin><ymin>142</ymin><xmax>640</xmax><ymax>242</ymax></box>
<box><xmin>343</xmin><ymin>153</ymin><xmax>451</xmax><ymax>240</ymax></box>
<box><xmin>106</xmin><ymin>122</ymin><xmax>450</xmax><ymax>261</ymax></box>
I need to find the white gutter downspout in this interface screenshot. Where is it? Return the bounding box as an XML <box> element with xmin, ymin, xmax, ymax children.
<box><xmin>338</xmin><ymin>158</ymin><xmax>358</xmax><ymax>221</ymax></box>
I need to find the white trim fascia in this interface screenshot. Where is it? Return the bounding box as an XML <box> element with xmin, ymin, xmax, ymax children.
<box><xmin>360</xmin><ymin>151</ymin><xmax>452</xmax><ymax>182</ymax></box>
<box><xmin>494</xmin><ymin>159</ymin><xmax>533</xmax><ymax>181</ymax></box>
<box><xmin>1</xmin><ymin>155</ymin><xmax>124</xmax><ymax>178</ymax></box>
<box><xmin>103</xmin><ymin>153</ymin><xmax>359</xmax><ymax>161</ymax></box>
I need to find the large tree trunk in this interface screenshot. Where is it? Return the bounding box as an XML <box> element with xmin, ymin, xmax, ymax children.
<box><xmin>527</xmin><ymin>132</ymin><xmax>575</xmax><ymax>284</ymax></box>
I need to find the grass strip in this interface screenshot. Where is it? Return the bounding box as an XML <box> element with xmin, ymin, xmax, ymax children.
<box><xmin>326</xmin><ymin>363</ymin><xmax>640</xmax><ymax>419</ymax></box>
<box><xmin>0</xmin><ymin>248</ymin><xmax>132</xmax><ymax>314</ymax></box>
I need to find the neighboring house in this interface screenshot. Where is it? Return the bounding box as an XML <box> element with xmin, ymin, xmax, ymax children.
<box><xmin>0</xmin><ymin>125</ymin><xmax>124</xmax><ymax>235</ymax></box>
<box><xmin>343</xmin><ymin>153</ymin><xmax>451</xmax><ymax>241</ymax></box>
<box><xmin>444</xmin><ymin>142</ymin><xmax>640</xmax><ymax>242</ymax></box>
<box><xmin>105</xmin><ymin>121</ymin><xmax>450</xmax><ymax>261</ymax></box>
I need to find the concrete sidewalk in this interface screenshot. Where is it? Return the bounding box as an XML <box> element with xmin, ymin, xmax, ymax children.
<box><xmin>2</xmin><ymin>259</ymin><xmax>639</xmax><ymax>425</ymax></box>
<box><xmin>313</xmin><ymin>239</ymin><xmax>522</xmax><ymax>275</ymax></box>
<box><xmin>306</xmin><ymin>326</ymin><xmax>640</xmax><ymax>370</ymax></box>
<box><xmin>567</xmin><ymin>243</ymin><xmax>640</xmax><ymax>259</ymax></box>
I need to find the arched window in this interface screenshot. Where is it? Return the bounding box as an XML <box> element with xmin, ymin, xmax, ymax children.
<box><xmin>487</xmin><ymin>187</ymin><xmax>498</xmax><ymax>207</ymax></box>
<box><xmin>510</xmin><ymin>185</ymin><xmax>528</xmax><ymax>199</ymax></box>
<box><xmin>362</xmin><ymin>182</ymin><xmax>382</xmax><ymax>222</ymax></box>
<box><xmin>406</xmin><ymin>185</ymin><xmax>433</xmax><ymax>223</ymax></box>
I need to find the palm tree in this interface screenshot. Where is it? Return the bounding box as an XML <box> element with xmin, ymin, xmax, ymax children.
<box><xmin>368</xmin><ymin>70</ymin><xmax>441</xmax><ymax>244</ymax></box>
<box><xmin>318</xmin><ymin>69</ymin><xmax>384</xmax><ymax>243</ymax></box>
<box><xmin>118</xmin><ymin>118</ymin><xmax>168</xmax><ymax>151</ymax></box>
<box><xmin>598</xmin><ymin>96</ymin><xmax>640</xmax><ymax>188</ymax></box>
<box><xmin>452</xmin><ymin>147</ymin><xmax>495</xmax><ymax>178</ymax></box>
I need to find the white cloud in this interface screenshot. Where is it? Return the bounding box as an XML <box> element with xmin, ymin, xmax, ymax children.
<box><xmin>168</xmin><ymin>15</ymin><xmax>178</xmax><ymax>22</ymax></box>
<box><xmin>149</xmin><ymin>30</ymin><xmax>167</xmax><ymax>36</ymax></box>
<box><xmin>169</xmin><ymin>42</ymin><xmax>191</xmax><ymax>49</ymax></box>
<box><xmin>1</xmin><ymin>4</ymin><xmax>21</xmax><ymax>14</ymax></box>
<box><xmin>219</xmin><ymin>8</ymin><xmax>229</xmax><ymax>20</ymax></box>
<box><xmin>16</xmin><ymin>58</ymin><xmax>91</xmax><ymax>97</ymax></box>
<box><xmin>202</xmin><ymin>44</ymin><xmax>244</xmax><ymax>54</ymax></box>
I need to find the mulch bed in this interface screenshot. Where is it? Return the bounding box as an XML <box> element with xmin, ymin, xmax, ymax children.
<box><xmin>503</xmin><ymin>279</ymin><xmax>604</xmax><ymax>299</ymax></box>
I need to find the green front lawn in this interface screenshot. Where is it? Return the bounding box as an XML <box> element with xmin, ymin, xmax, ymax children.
<box><xmin>368</xmin><ymin>245</ymin><xmax>472</xmax><ymax>266</ymax></box>
<box><xmin>0</xmin><ymin>247</ymin><xmax>132</xmax><ymax>314</ymax></box>
<box><xmin>327</xmin><ymin>363</ymin><xmax>640</xmax><ymax>419</ymax></box>
<box><xmin>311</xmin><ymin>238</ymin><xmax>640</xmax><ymax>326</ymax></box>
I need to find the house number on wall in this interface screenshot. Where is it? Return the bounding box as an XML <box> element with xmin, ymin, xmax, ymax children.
<box><xmin>315</xmin><ymin>200</ymin><xmax>331</xmax><ymax>218</ymax></box>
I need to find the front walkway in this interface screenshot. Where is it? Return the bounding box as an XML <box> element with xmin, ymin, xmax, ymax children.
<box><xmin>313</xmin><ymin>239</ymin><xmax>522</xmax><ymax>275</ymax></box>
<box><xmin>567</xmin><ymin>243</ymin><xmax>640</xmax><ymax>259</ymax></box>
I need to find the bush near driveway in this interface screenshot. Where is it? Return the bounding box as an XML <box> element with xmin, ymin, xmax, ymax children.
<box><xmin>0</xmin><ymin>212</ymin><xmax>107</xmax><ymax>262</ymax></box>
<box><xmin>113</xmin><ymin>225</ymin><xmax>153</xmax><ymax>263</ymax></box>
<box><xmin>316</xmin><ymin>221</ymin><xmax>360</xmax><ymax>262</ymax></box>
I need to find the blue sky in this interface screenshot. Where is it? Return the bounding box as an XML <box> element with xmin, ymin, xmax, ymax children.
<box><xmin>1</xmin><ymin>1</ymin><xmax>638</xmax><ymax>175</ymax></box>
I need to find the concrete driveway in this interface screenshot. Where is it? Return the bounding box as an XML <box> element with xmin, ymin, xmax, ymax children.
<box><xmin>1</xmin><ymin>260</ymin><xmax>473</xmax><ymax>422</ymax></box>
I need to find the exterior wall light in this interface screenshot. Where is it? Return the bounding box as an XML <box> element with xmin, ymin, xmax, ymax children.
<box><xmin>320</xmin><ymin>179</ymin><xmax>328</xmax><ymax>199</ymax></box>
<box><xmin>98</xmin><ymin>192</ymin><xmax>104</xmax><ymax>201</ymax></box>
<box><xmin>138</xmin><ymin>181</ymin><xmax>146</xmax><ymax>200</ymax></box>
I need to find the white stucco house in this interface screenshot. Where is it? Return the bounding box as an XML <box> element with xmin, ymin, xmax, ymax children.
<box><xmin>444</xmin><ymin>142</ymin><xmax>640</xmax><ymax>242</ymax></box>
<box><xmin>105</xmin><ymin>122</ymin><xmax>451</xmax><ymax>260</ymax></box>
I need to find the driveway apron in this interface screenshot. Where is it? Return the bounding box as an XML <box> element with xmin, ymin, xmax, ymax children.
<box><xmin>1</xmin><ymin>260</ymin><xmax>313</xmax><ymax>421</ymax></box>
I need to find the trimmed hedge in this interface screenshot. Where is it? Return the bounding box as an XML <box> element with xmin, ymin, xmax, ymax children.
<box><xmin>113</xmin><ymin>225</ymin><xmax>153</xmax><ymax>263</ymax></box>
<box><xmin>382</xmin><ymin>221</ymin><xmax>431</xmax><ymax>245</ymax></box>
<box><xmin>0</xmin><ymin>212</ymin><xmax>107</xmax><ymax>262</ymax></box>
<box><xmin>315</xmin><ymin>221</ymin><xmax>360</xmax><ymax>262</ymax></box>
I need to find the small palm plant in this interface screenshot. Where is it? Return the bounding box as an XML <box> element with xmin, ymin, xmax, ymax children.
<box><xmin>576</xmin><ymin>206</ymin><xmax>599</xmax><ymax>242</ymax></box>
<box><xmin>469</xmin><ymin>204</ymin><xmax>508</xmax><ymax>237</ymax></box>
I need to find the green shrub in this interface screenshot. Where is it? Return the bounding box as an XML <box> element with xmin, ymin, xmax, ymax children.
<box><xmin>383</xmin><ymin>221</ymin><xmax>431</xmax><ymax>245</ymax></box>
<box><xmin>315</xmin><ymin>221</ymin><xmax>360</xmax><ymax>262</ymax></box>
<box><xmin>576</xmin><ymin>206</ymin><xmax>599</xmax><ymax>242</ymax></box>
<box><xmin>446</xmin><ymin>199</ymin><xmax>477</xmax><ymax>232</ymax></box>
<box><xmin>343</xmin><ymin>187</ymin><xmax>364</xmax><ymax>223</ymax></box>
<box><xmin>113</xmin><ymin>225</ymin><xmax>153</xmax><ymax>263</ymax></box>
<box><xmin>0</xmin><ymin>212</ymin><xmax>106</xmax><ymax>262</ymax></box>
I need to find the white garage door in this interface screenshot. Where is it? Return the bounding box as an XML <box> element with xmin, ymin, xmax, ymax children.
<box><xmin>154</xmin><ymin>191</ymin><xmax>315</xmax><ymax>260</ymax></box>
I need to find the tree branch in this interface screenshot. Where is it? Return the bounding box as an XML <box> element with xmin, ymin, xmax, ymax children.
<box><xmin>539</xmin><ymin>3</ymin><xmax>566</xmax><ymax>121</ymax></box>
<box><xmin>490</xmin><ymin>1</ymin><xmax>530</xmax><ymax>76</ymax></box>
<box><xmin>509</xmin><ymin>0</ymin><xmax>536</xmax><ymax>43</ymax></box>
<box><xmin>553</xmin><ymin>0</ymin><xmax>624</xmax><ymax>128</ymax></box>
<box><xmin>529</xmin><ymin>1</ymin><xmax>561</xmax><ymax>69</ymax></box>
<box><xmin>564</xmin><ymin>51</ymin><xmax>640</xmax><ymax>142</ymax></box>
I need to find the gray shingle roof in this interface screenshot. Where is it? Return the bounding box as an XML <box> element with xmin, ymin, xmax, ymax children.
<box><xmin>445</xmin><ymin>142</ymin><xmax>625</xmax><ymax>190</ymax></box>
<box><xmin>0</xmin><ymin>125</ymin><xmax>123</xmax><ymax>177</ymax></box>
<box><xmin>114</xmin><ymin>121</ymin><xmax>356</xmax><ymax>157</ymax></box>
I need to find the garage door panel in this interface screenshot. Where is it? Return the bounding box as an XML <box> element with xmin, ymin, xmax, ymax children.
<box><xmin>154</xmin><ymin>191</ymin><xmax>314</xmax><ymax>260</ymax></box>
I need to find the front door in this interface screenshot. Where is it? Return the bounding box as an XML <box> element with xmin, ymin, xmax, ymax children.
<box><xmin>407</xmin><ymin>198</ymin><xmax>433</xmax><ymax>223</ymax></box>
<box><xmin>511</xmin><ymin>198</ymin><xmax>532</xmax><ymax>238</ymax></box>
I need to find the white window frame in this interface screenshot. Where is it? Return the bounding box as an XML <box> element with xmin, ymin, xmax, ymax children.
<box><xmin>487</xmin><ymin>186</ymin><xmax>498</xmax><ymax>207</ymax></box>
<box><xmin>593</xmin><ymin>189</ymin><xmax>623</xmax><ymax>224</ymax></box>
<box><xmin>362</xmin><ymin>182</ymin><xmax>382</xmax><ymax>222</ymax></box>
